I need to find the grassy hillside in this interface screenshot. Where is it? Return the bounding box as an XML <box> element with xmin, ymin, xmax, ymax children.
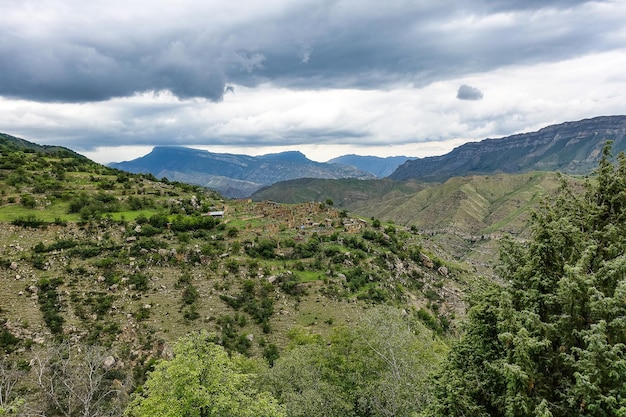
<box><xmin>252</xmin><ymin>172</ymin><xmax>581</xmax><ymax>277</ymax></box>
<box><xmin>253</xmin><ymin>177</ymin><xmax>426</xmax><ymax>207</ymax></box>
<box><xmin>4</xmin><ymin>134</ymin><xmax>607</xmax><ymax>417</ymax></box>
<box><xmin>254</xmin><ymin>173</ymin><xmax>568</xmax><ymax>236</ymax></box>
<box><xmin>0</xmin><ymin>139</ymin><xmax>485</xmax><ymax>374</ymax></box>
<box><xmin>354</xmin><ymin>172</ymin><xmax>566</xmax><ymax>234</ymax></box>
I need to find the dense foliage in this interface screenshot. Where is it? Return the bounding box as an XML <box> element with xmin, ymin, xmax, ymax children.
<box><xmin>431</xmin><ymin>145</ymin><xmax>626</xmax><ymax>416</ymax></box>
<box><xmin>262</xmin><ymin>307</ymin><xmax>447</xmax><ymax>417</ymax></box>
<box><xmin>125</xmin><ymin>331</ymin><xmax>285</xmax><ymax>417</ymax></box>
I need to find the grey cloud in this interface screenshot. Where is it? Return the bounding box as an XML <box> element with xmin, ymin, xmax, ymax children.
<box><xmin>457</xmin><ymin>85</ymin><xmax>483</xmax><ymax>100</ymax></box>
<box><xmin>55</xmin><ymin>127</ymin><xmax>368</xmax><ymax>153</ymax></box>
<box><xmin>0</xmin><ymin>0</ymin><xmax>619</xmax><ymax>103</ymax></box>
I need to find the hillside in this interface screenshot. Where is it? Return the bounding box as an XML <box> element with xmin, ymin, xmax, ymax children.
<box><xmin>252</xmin><ymin>172</ymin><xmax>576</xmax><ymax>277</ymax></box>
<box><xmin>109</xmin><ymin>146</ymin><xmax>376</xmax><ymax>198</ymax></box>
<box><xmin>0</xmin><ymin>132</ymin><xmax>88</xmax><ymax>157</ymax></box>
<box><xmin>253</xmin><ymin>177</ymin><xmax>426</xmax><ymax>207</ymax></box>
<box><xmin>390</xmin><ymin>115</ymin><xmax>626</xmax><ymax>181</ymax></box>
<box><xmin>2</xmin><ymin>133</ymin><xmax>619</xmax><ymax>417</ymax></box>
<box><xmin>253</xmin><ymin>172</ymin><xmax>567</xmax><ymax>236</ymax></box>
<box><xmin>0</xmin><ymin>134</ymin><xmax>481</xmax><ymax>368</ymax></box>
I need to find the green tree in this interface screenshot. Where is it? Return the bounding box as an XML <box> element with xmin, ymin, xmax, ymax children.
<box><xmin>431</xmin><ymin>145</ymin><xmax>626</xmax><ymax>416</ymax></box>
<box><xmin>125</xmin><ymin>331</ymin><xmax>285</xmax><ymax>417</ymax></box>
<box><xmin>262</xmin><ymin>343</ymin><xmax>352</xmax><ymax>417</ymax></box>
<box><xmin>262</xmin><ymin>306</ymin><xmax>446</xmax><ymax>417</ymax></box>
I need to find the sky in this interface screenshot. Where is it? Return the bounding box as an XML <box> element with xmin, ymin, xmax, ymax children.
<box><xmin>1</xmin><ymin>0</ymin><xmax>626</xmax><ymax>164</ymax></box>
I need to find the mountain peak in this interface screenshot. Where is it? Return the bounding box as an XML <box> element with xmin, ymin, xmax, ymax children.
<box><xmin>109</xmin><ymin>147</ymin><xmax>374</xmax><ymax>198</ymax></box>
<box><xmin>258</xmin><ymin>151</ymin><xmax>310</xmax><ymax>163</ymax></box>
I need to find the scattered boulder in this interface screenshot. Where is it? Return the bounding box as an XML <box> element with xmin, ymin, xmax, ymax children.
<box><xmin>419</xmin><ymin>253</ymin><xmax>434</xmax><ymax>269</ymax></box>
<box><xmin>103</xmin><ymin>356</ymin><xmax>116</xmax><ymax>370</ymax></box>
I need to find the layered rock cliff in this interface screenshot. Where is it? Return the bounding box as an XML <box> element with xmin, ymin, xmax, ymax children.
<box><xmin>390</xmin><ymin>115</ymin><xmax>626</xmax><ymax>181</ymax></box>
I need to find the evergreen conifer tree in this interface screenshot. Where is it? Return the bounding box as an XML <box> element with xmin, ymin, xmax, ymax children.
<box><xmin>431</xmin><ymin>144</ymin><xmax>626</xmax><ymax>416</ymax></box>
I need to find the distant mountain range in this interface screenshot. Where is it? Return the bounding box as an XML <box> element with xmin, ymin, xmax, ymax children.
<box><xmin>327</xmin><ymin>155</ymin><xmax>413</xmax><ymax>177</ymax></box>
<box><xmin>6</xmin><ymin>115</ymin><xmax>625</xmax><ymax>200</ymax></box>
<box><xmin>109</xmin><ymin>147</ymin><xmax>378</xmax><ymax>198</ymax></box>
<box><xmin>390</xmin><ymin>115</ymin><xmax>626</xmax><ymax>181</ymax></box>
<box><xmin>110</xmin><ymin>115</ymin><xmax>626</xmax><ymax>198</ymax></box>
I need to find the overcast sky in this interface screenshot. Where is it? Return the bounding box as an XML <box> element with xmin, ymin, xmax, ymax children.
<box><xmin>1</xmin><ymin>0</ymin><xmax>625</xmax><ymax>163</ymax></box>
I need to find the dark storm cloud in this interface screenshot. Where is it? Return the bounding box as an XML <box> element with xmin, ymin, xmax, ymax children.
<box><xmin>0</xmin><ymin>0</ymin><xmax>619</xmax><ymax>103</ymax></box>
<box><xmin>457</xmin><ymin>85</ymin><xmax>483</xmax><ymax>100</ymax></box>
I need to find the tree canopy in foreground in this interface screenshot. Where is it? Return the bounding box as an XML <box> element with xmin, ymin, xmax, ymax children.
<box><xmin>431</xmin><ymin>145</ymin><xmax>626</xmax><ymax>416</ymax></box>
<box><xmin>125</xmin><ymin>331</ymin><xmax>285</xmax><ymax>417</ymax></box>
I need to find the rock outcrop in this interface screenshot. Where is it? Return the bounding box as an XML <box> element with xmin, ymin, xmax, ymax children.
<box><xmin>390</xmin><ymin>115</ymin><xmax>626</xmax><ymax>181</ymax></box>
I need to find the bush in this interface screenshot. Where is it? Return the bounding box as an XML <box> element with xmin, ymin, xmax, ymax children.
<box><xmin>128</xmin><ymin>273</ymin><xmax>149</xmax><ymax>291</ymax></box>
<box><xmin>292</xmin><ymin>238</ymin><xmax>320</xmax><ymax>259</ymax></box>
<box><xmin>263</xmin><ymin>343</ymin><xmax>280</xmax><ymax>366</ymax></box>
<box><xmin>36</xmin><ymin>277</ymin><xmax>65</xmax><ymax>334</ymax></box>
<box><xmin>12</xmin><ymin>215</ymin><xmax>48</xmax><ymax>228</ymax></box>
<box><xmin>0</xmin><ymin>321</ymin><xmax>20</xmax><ymax>354</ymax></box>
<box><xmin>416</xmin><ymin>308</ymin><xmax>441</xmax><ymax>334</ymax></box>
<box><xmin>182</xmin><ymin>284</ymin><xmax>199</xmax><ymax>305</ymax></box>
<box><xmin>20</xmin><ymin>193</ymin><xmax>36</xmax><ymax>208</ymax></box>
<box><xmin>245</xmin><ymin>239</ymin><xmax>277</xmax><ymax>259</ymax></box>
<box><xmin>170</xmin><ymin>215</ymin><xmax>219</xmax><ymax>232</ymax></box>
<box><xmin>183</xmin><ymin>304</ymin><xmax>200</xmax><ymax>321</ymax></box>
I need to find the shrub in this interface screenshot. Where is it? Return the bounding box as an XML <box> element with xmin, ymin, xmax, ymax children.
<box><xmin>182</xmin><ymin>284</ymin><xmax>200</xmax><ymax>305</ymax></box>
<box><xmin>170</xmin><ymin>215</ymin><xmax>219</xmax><ymax>232</ymax></box>
<box><xmin>416</xmin><ymin>308</ymin><xmax>441</xmax><ymax>334</ymax></box>
<box><xmin>128</xmin><ymin>273</ymin><xmax>149</xmax><ymax>291</ymax></box>
<box><xmin>263</xmin><ymin>343</ymin><xmax>280</xmax><ymax>366</ymax></box>
<box><xmin>36</xmin><ymin>277</ymin><xmax>65</xmax><ymax>334</ymax></box>
<box><xmin>245</xmin><ymin>239</ymin><xmax>277</xmax><ymax>259</ymax></box>
<box><xmin>183</xmin><ymin>304</ymin><xmax>200</xmax><ymax>321</ymax></box>
<box><xmin>20</xmin><ymin>193</ymin><xmax>36</xmax><ymax>208</ymax></box>
<box><xmin>12</xmin><ymin>215</ymin><xmax>48</xmax><ymax>228</ymax></box>
<box><xmin>0</xmin><ymin>320</ymin><xmax>20</xmax><ymax>354</ymax></box>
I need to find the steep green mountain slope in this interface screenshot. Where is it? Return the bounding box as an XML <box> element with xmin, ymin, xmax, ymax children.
<box><xmin>352</xmin><ymin>172</ymin><xmax>567</xmax><ymax>235</ymax></box>
<box><xmin>0</xmin><ymin>132</ymin><xmax>87</xmax><ymax>157</ymax></box>
<box><xmin>253</xmin><ymin>177</ymin><xmax>426</xmax><ymax>207</ymax></box>
<box><xmin>252</xmin><ymin>172</ymin><xmax>578</xmax><ymax>277</ymax></box>
<box><xmin>253</xmin><ymin>172</ymin><xmax>570</xmax><ymax>237</ymax></box>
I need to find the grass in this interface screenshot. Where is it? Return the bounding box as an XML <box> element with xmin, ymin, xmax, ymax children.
<box><xmin>0</xmin><ymin>204</ymin><xmax>78</xmax><ymax>222</ymax></box>
<box><xmin>295</xmin><ymin>270</ymin><xmax>323</xmax><ymax>283</ymax></box>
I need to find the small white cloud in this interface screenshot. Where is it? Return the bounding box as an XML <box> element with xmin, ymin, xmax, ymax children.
<box><xmin>457</xmin><ymin>84</ymin><xmax>483</xmax><ymax>100</ymax></box>
<box><xmin>298</xmin><ymin>42</ymin><xmax>314</xmax><ymax>64</ymax></box>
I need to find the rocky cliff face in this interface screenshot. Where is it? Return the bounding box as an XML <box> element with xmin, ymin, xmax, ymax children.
<box><xmin>390</xmin><ymin>115</ymin><xmax>626</xmax><ymax>181</ymax></box>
